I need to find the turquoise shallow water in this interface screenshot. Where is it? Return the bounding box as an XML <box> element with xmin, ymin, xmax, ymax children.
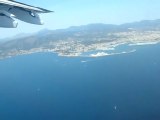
<box><xmin>0</xmin><ymin>43</ymin><xmax>160</xmax><ymax>120</ymax></box>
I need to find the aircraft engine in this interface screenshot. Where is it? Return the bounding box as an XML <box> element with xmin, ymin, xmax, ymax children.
<box><xmin>0</xmin><ymin>13</ymin><xmax>18</xmax><ymax>28</ymax></box>
<box><xmin>9</xmin><ymin>8</ymin><xmax>44</xmax><ymax>25</ymax></box>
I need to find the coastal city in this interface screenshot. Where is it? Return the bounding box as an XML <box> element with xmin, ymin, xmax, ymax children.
<box><xmin>0</xmin><ymin>29</ymin><xmax>160</xmax><ymax>59</ymax></box>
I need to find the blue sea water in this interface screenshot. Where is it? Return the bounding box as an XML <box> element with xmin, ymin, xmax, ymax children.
<box><xmin>0</xmin><ymin>44</ymin><xmax>160</xmax><ymax>120</ymax></box>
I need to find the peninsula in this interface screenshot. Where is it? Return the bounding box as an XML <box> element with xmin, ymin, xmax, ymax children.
<box><xmin>1</xmin><ymin>19</ymin><xmax>160</xmax><ymax>59</ymax></box>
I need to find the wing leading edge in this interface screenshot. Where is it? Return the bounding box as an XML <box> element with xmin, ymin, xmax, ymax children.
<box><xmin>0</xmin><ymin>0</ymin><xmax>53</xmax><ymax>28</ymax></box>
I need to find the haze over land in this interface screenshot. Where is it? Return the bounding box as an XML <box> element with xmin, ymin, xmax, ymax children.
<box><xmin>1</xmin><ymin>19</ymin><xmax>160</xmax><ymax>59</ymax></box>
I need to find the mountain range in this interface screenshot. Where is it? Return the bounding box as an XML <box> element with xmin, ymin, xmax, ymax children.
<box><xmin>1</xmin><ymin>19</ymin><xmax>160</xmax><ymax>59</ymax></box>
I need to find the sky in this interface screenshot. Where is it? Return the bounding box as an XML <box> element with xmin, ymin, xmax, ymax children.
<box><xmin>1</xmin><ymin>0</ymin><xmax>160</xmax><ymax>39</ymax></box>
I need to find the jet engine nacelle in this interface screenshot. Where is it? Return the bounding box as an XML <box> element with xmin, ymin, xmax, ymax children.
<box><xmin>9</xmin><ymin>8</ymin><xmax>44</xmax><ymax>25</ymax></box>
<box><xmin>0</xmin><ymin>13</ymin><xmax>18</xmax><ymax>28</ymax></box>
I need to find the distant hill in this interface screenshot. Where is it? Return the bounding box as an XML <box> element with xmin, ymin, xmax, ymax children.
<box><xmin>1</xmin><ymin>19</ymin><xmax>160</xmax><ymax>59</ymax></box>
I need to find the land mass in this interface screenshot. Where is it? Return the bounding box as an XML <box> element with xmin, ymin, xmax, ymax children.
<box><xmin>1</xmin><ymin>19</ymin><xmax>160</xmax><ymax>59</ymax></box>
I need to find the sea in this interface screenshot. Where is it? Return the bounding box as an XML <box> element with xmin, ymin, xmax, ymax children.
<box><xmin>0</xmin><ymin>43</ymin><xmax>160</xmax><ymax>120</ymax></box>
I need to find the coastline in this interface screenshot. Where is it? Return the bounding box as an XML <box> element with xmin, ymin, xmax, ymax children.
<box><xmin>0</xmin><ymin>40</ymin><xmax>159</xmax><ymax>60</ymax></box>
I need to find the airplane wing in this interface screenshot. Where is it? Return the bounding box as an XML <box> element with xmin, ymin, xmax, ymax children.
<box><xmin>0</xmin><ymin>0</ymin><xmax>53</xmax><ymax>28</ymax></box>
<box><xmin>0</xmin><ymin>0</ymin><xmax>53</xmax><ymax>13</ymax></box>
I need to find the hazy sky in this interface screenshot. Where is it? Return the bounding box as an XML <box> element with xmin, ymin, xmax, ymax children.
<box><xmin>0</xmin><ymin>0</ymin><xmax>160</xmax><ymax>39</ymax></box>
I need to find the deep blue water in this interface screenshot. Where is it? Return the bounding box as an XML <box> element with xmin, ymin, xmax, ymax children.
<box><xmin>0</xmin><ymin>44</ymin><xmax>160</xmax><ymax>120</ymax></box>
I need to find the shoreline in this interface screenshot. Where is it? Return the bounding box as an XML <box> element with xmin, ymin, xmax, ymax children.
<box><xmin>0</xmin><ymin>41</ymin><xmax>159</xmax><ymax>60</ymax></box>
